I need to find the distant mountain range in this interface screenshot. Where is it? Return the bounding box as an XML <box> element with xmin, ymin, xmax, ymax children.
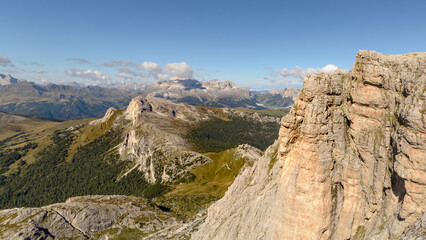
<box><xmin>0</xmin><ymin>74</ymin><xmax>141</xmax><ymax>120</ymax></box>
<box><xmin>144</xmin><ymin>77</ymin><xmax>299</xmax><ymax>109</ymax></box>
<box><xmin>0</xmin><ymin>74</ymin><xmax>299</xmax><ymax>120</ymax></box>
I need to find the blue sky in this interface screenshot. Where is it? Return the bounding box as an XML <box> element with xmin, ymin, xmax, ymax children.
<box><xmin>1</xmin><ymin>0</ymin><xmax>425</xmax><ymax>89</ymax></box>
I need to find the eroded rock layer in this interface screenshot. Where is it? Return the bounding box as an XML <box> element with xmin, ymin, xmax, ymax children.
<box><xmin>192</xmin><ymin>50</ymin><xmax>426</xmax><ymax>240</ymax></box>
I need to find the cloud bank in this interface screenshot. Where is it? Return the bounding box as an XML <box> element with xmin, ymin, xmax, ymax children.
<box><xmin>65</xmin><ymin>69</ymin><xmax>110</xmax><ymax>81</ymax></box>
<box><xmin>164</xmin><ymin>62</ymin><xmax>193</xmax><ymax>79</ymax></box>
<box><xmin>102</xmin><ymin>59</ymin><xmax>194</xmax><ymax>81</ymax></box>
<box><xmin>265</xmin><ymin>64</ymin><xmax>339</xmax><ymax>86</ymax></box>
<box><xmin>278</xmin><ymin>64</ymin><xmax>338</xmax><ymax>79</ymax></box>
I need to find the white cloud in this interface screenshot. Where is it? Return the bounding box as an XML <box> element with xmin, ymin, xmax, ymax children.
<box><xmin>264</xmin><ymin>64</ymin><xmax>339</xmax><ymax>87</ymax></box>
<box><xmin>164</xmin><ymin>62</ymin><xmax>193</xmax><ymax>79</ymax></box>
<box><xmin>320</xmin><ymin>64</ymin><xmax>338</xmax><ymax>73</ymax></box>
<box><xmin>278</xmin><ymin>64</ymin><xmax>339</xmax><ymax>79</ymax></box>
<box><xmin>138</xmin><ymin>62</ymin><xmax>161</xmax><ymax>73</ymax></box>
<box><xmin>0</xmin><ymin>55</ymin><xmax>13</xmax><ymax>67</ymax></box>
<box><xmin>156</xmin><ymin>73</ymin><xmax>169</xmax><ymax>80</ymax></box>
<box><xmin>138</xmin><ymin>62</ymin><xmax>164</xmax><ymax>79</ymax></box>
<box><xmin>65</xmin><ymin>69</ymin><xmax>110</xmax><ymax>81</ymax></box>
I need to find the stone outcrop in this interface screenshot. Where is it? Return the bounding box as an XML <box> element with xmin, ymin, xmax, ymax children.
<box><xmin>192</xmin><ymin>50</ymin><xmax>425</xmax><ymax>239</ymax></box>
<box><xmin>115</xmin><ymin>96</ymin><xmax>213</xmax><ymax>184</ymax></box>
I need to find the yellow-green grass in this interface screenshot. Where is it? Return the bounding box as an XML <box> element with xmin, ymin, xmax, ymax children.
<box><xmin>169</xmin><ymin>148</ymin><xmax>248</xmax><ymax>197</ymax></box>
<box><xmin>0</xmin><ymin>128</ymin><xmax>19</xmax><ymax>141</ymax></box>
<box><xmin>0</xmin><ymin>118</ymin><xmax>60</xmax><ymax>142</ymax></box>
<box><xmin>3</xmin><ymin>118</ymin><xmax>93</xmax><ymax>175</ymax></box>
<box><xmin>109</xmin><ymin>227</ymin><xmax>145</xmax><ymax>240</ymax></box>
<box><xmin>64</xmin><ymin>109</ymin><xmax>125</xmax><ymax>162</ymax></box>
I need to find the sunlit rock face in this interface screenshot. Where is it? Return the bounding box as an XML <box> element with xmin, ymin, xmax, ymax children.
<box><xmin>192</xmin><ymin>50</ymin><xmax>426</xmax><ymax>240</ymax></box>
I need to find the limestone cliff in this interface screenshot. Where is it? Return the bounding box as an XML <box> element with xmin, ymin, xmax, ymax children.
<box><xmin>192</xmin><ymin>51</ymin><xmax>425</xmax><ymax>240</ymax></box>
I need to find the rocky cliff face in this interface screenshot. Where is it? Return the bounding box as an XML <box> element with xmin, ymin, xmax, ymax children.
<box><xmin>192</xmin><ymin>50</ymin><xmax>425</xmax><ymax>240</ymax></box>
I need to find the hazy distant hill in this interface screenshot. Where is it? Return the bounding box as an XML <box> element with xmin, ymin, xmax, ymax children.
<box><xmin>252</xmin><ymin>88</ymin><xmax>299</xmax><ymax>108</ymax></box>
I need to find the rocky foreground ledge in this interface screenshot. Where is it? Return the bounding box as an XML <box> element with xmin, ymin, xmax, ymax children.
<box><xmin>192</xmin><ymin>50</ymin><xmax>425</xmax><ymax>240</ymax></box>
<box><xmin>0</xmin><ymin>195</ymin><xmax>206</xmax><ymax>239</ymax></box>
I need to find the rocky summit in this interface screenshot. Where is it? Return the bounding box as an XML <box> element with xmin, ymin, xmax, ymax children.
<box><xmin>192</xmin><ymin>50</ymin><xmax>425</xmax><ymax>240</ymax></box>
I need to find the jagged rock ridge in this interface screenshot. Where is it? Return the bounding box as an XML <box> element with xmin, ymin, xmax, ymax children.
<box><xmin>192</xmin><ymin>50</ymin><xmax>425</xmax><ymax>239</ymax></box>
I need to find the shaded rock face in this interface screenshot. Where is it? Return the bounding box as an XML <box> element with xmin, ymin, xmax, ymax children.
<box><xmin>193</xmin><ymin>51</ymin><xmax>425</xmax><ymax>240</ymax></box>
<box><xmin>400</xmin><ymin>212</ymin><xmax>426</xmax><ymax>240</ymax></box>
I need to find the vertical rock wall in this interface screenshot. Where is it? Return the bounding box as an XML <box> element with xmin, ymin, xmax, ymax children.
<box><xmin>192</xmin><ymin>51</ymin><xmax>425</xmax><ymax>240</ymax></box>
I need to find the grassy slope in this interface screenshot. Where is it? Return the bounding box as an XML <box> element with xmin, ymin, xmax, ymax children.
<box><xmin>152</xmin><ymin>147</ymin><xmax>257</xmax><ymax>219</ymax></box>
<box><xmin>0</xmin><ymin>118</ymin><xmax>93</xmax><ymax>175</ymax></box>
<box><xmin>171</xmin><ymin>148</ymin><xmax>250</xmax><ymax>196</ymax></box>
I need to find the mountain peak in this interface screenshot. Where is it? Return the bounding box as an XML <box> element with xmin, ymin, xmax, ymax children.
<box><xmin>0</xmin><ymin>73</ymin><xmax>18</xmax><ymax>86</ymax></box>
